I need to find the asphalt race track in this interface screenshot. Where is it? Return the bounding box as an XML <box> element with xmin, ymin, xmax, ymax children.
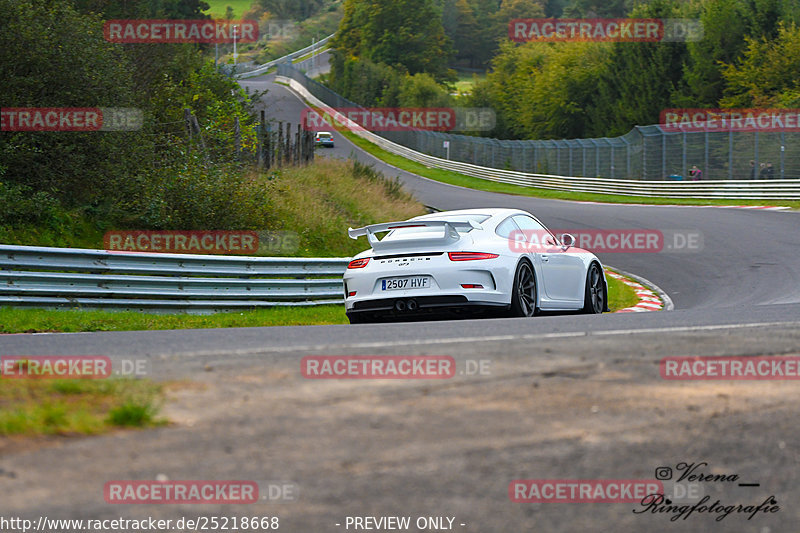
<box><xmin>2</xmin><ymin>69</ymin><xmax>800</xmax><ymax>533</ymax></box>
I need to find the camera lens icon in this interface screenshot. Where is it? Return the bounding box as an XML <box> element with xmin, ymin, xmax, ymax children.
<box><xmin>655</xmin><ymin>467</ymin><xmax>673</xmax><ymax>480</ymax></box>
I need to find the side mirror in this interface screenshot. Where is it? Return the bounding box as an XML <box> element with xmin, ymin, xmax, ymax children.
<box><xmin>560</xmin><ymin>233</ymin><xmax>576</xmax><ymax>250</ymax></box>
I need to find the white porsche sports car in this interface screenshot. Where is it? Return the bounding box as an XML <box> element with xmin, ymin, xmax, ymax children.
<box><xmin>343</xmin><ymin>208</ymin><xmax>608</xmax><ymax>323</ymax></box>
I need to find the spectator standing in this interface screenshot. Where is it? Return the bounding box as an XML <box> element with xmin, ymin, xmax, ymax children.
<box><xmin>688</xmin><ymin>165</ymin><xmax>703</xmax><ymax>180</ymax></box>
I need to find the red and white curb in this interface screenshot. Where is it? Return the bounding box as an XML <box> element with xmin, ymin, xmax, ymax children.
<box><xmin>606</xmin><ymin>270</ymin><xmax>667</xmax><ymax>313</ymax></box>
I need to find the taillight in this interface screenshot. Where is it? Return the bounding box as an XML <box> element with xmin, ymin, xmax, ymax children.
<box><xmin>448</xmin><ymin>252</ymin><xmax>499</xmax><ymax>261</ymax></box>
<box><xmin>461</xmin><ymin>284</ymin><xmax>484</xmax><ymax>289</ymax></box>
<box><xmin>347</xmin><ymin>258</ymin><xmax>370</xmax><ymax>269</ymax></box>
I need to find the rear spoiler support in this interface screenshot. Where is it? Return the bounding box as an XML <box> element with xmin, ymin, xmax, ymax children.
<box><xmin>347</xmin><ymin>219</ymin><xmax>481</xmax><ymax>251</ymax></box>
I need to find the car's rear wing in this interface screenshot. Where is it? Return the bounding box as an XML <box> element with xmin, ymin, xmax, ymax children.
<box><xmin>348</xmin><ymin>219</ymin><xmax>481</xmax><ymax>251</ymax></box>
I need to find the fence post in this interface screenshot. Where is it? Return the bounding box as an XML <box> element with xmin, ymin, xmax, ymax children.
<box><xmin>258</xmin><ymin>110</ymin><xmax>265</xmax><ymax>168</ymax></box>
<box><xmin>728</xmin><ymin>130</ymin><xmax>733</xmax><ymax>180</ymax></box>
<box><xmin>556</xmin><ymin>144</ymin><xmax>561</xmax><ymax>174</ymax></box>
<box><xmin>277</xmin><ymin>121</ymin><xmax>284</xmax><ymax>166</ymax></box>
<box><xmin>594</xmin><ymin>139</ymin><xmax>600</xmax><ymax>177</ymax></box>
<box><xmin>704</xmin><ymin>131</ymin><xmax>709</xmax><ymax>181</ymax></box>
<box><xmin>190</xmin><ymin>113</ymin><xmax>210</xmax><ymax>165</ymax></box>
<box><xmin>582</xmin><ymin>143</ymin><xmax>586</xmax><ymax>176</ymax></box>
<box><xmin>610</xmin><ymin>143</ymin><xmax>615</xmax><ymax>178</ymax></box>
<box><xmin>681</xmin><ymin>131</ymin><xmax>687</xmax><ymax>179</ymax></box>
<box><xmin>754</xmin><ymin>131</ymin><xmax>759</xmax><ymax>179</ymax></box>
<box><xmin>265</xmin><ymin>123</ymin><xmax>272</xmax><ymax>169</ymax></box>
<box><xmin>642</xmin><ymin>135</ymin><xmax>647</xmax><ymax>180</ymax></box>
<box><xmin>781</xmin><ymin>131</ymin><xmax>785</xmax><ymax>179</ymax></box>
<box><xmin>234</xmin><ymin>116</ymin><xmax>241</xmax><ymax>161</ymax></box>
<box><xmin>295</xmin><ymin>123</ymin><xmax>301</xmax><ymax>165</ymax></box>
<box><xmin>285</xmin><ymin>122</ymin><xmax>292</xmax><ymax>164</ymax></box>
<box><xmin>184</xmin><ymin>108</ymin><xmax>193</xmax><ymax>141</ymax></box>
<box><xmin>568</xmin><ymin>143</ymin><xmax>573</xmax><ymax>176</ymax></box>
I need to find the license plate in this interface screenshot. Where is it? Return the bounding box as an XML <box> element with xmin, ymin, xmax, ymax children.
<box><xmin>381</xmin><ymin>277</ymin><xmax>430</xmax><ymax>291</ymax></box>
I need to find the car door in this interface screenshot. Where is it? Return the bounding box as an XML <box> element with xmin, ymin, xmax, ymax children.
<box><xmin>512</xmin><ymin>215</ymin><xmax>585</xmax><ymax>302</ymax></box>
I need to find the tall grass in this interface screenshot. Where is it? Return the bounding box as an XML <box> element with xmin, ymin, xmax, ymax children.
<box><xmin>267</xmin><ymin>157</ymin><xmax>426</xmax><ymax>256</ymax></box>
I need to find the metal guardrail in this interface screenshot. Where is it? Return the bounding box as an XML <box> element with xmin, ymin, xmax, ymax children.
<box><xmin>234</xmin><ymin>34</ymin><xmax>334</xmax><ymax>79</ymax></box>
<box><xmin>278</xmin><ymin>66</ymin><xmax>800</xmax><ymax>200</ymax></box>
<box><xmin>0</xmin><ymin>245</ymin><xmax>349</xmax><ymax>313</ymax></box>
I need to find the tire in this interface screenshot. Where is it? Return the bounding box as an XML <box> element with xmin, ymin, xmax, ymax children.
<box><xmin>583</xmin><ymin>263</ymin><xmax>606</xmax><ymax>314</ymax></box>
<box><xmin>509</xmin><ymin>260</ymin><xmax>537</xmax><ymax>317</ymax></box>
<box><xmin>348</xmin><ymin>313</ymin><xmax>367</xmax><ymax>324</ymax></box>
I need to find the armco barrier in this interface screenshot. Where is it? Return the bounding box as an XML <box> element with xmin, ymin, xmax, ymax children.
<box><xmin>0</xmin><ymin>245</ymin><xmax>349</xmax><ymax>313</ymax></box>
<box><xmin>234</xmin><ymin>34</ymin><xmax>334</xmax><ymax>79</ymax></box>
<box><xmin>277</xmin><ymin>64</ymin><xmax>800</xmax><ymax>200</ymax></box>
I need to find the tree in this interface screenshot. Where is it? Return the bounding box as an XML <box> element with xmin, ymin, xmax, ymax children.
<box><xmin>257</xmin><ymin>0</ymin><xmax>327</xmax><ymax>20</ymax></box>
<box><xmin>0</xmin><ymin>0</ymin><xmax>145</xmax><ymax>205</ymax></box>
<box><xmin>584</xmin><ymin>0</ymin><xmax>689</xmax><ymax>136</ymax></box>
<box><xmin>674</xmin><ymin>0</ymin><xmax>751</xmax><ymax>108</ymax></box>
<box><xmin>335</xmin><ymin>0</ymin><xmax>453</xmax><ymax>80</ymax></box>
<box><xmin>721</xmin><ymin>22</ymin><xmax>800</xmax><ymax>107</ymax></box>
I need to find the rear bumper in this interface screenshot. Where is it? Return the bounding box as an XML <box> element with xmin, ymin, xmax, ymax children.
<box><xmin>346</xmin><ymin>294</ymin><xmax>509</xmax><ymax>319</ymax></box>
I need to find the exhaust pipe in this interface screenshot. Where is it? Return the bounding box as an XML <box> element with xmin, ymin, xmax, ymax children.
<box><xmin>407</xmin><ymin>299</ymin><xmax>418</xmax><ymax>311</ymax></box>
<box><xmin>395</xmin><ymin>300</ymin><xmax>406</xmax><ymax>312</ymax></box>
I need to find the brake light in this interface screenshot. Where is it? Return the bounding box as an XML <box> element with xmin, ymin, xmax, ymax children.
<box><xmin>348</xmin><ymin>291</ymin><xmax>357</xmax><ymax>297</ymax></box>
<box><xmin>461</xmin><ymin>284</ymin><xmax>484</xmax><ymax>289</ymax></box>
<box><xmin>448</xmin><ymin>252</ymin><xmax>499</xmax><ymax>261</ymax></box>
<box><xmin>347</xmin><ymin>258</ymin><xmax>370</xmax><ymax>269</ymax></box>
<box><xmin>387</xmin><ymin>224</ymin><xmax>426</xmax><ymax>229</ymax></box>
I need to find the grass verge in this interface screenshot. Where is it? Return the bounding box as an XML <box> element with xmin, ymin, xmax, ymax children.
<box><xmin>606</xmin><ymin>271</ymin><xmax>641</xmax><ymax>311</ymax></box>
<box><xmin>0</xmin><ymin>376</ymin><xmax>164</xmax><ymax>436</ymax></box>
<box><xmin>0</xmin><ymin>305</ymin><xmax>349</xmax><ymax>334</ymax></box>
<box><xmin>0</xmin><ymin>271</ymin><xmax>640</xmax><ymax>334</ymax></box>
<box><xmin>337</xmin><ymin>129</ymin><xmax>800</xmax><ymax>209</ymax></box>
<box><xmin>202</xmin><ymin>0</ymin><xmax>257</xmax><ymax>18</ymax></box>
<box><xmin>1</xmin><ymin>158</ymin><xmax>427</xmax><ymax>257</ymax></box>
